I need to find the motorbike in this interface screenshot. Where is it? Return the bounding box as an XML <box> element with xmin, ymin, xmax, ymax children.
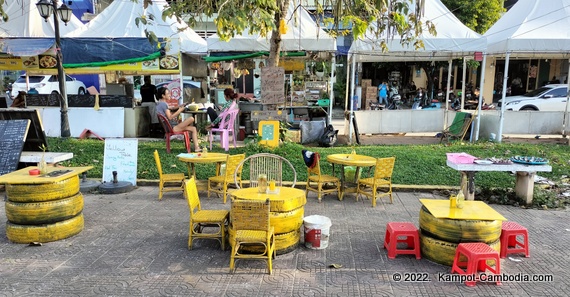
<box><xmin>385</xmin><ymin>85</ymin><xmax>402</xmax><ymax>110</ymax></box>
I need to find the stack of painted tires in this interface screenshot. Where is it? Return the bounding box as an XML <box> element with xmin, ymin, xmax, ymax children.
<box><xmin>419</xmin><ymin>206</ymin><xmax>502</xmax><ymax>266</ymax></box>
<box><xmin>4</xmin><ymin>175</ymin><xmax>84</xmax><ymax>243</ymax></box>
<box><xmin>229</xmin><ymin>194</ymin><xmax>306</xmax><ymax>255</ymax></box>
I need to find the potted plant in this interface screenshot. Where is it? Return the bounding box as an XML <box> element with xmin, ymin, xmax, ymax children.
<box><xmin>315</xmin><ymin>62</ymin><xmax>326</xmax><ymax>78</ymax></box>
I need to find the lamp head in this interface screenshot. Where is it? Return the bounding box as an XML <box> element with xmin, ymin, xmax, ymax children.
<box><xmin>58</xmin><ymin>3</ymin><xmax>73</xmax><ymax>24</ymax></box>
<box><xmin>36</xmin><ymin>0</ymin><xmax>53</xmax><ymax>21</ymax></box>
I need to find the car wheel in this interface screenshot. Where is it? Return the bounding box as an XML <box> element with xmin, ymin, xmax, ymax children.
<box><xmin>78</xmin><ymin>87</ymin><xmax>86</xmax><ymax>95</ymax></box>
<box><xmin>51</xmin><ymin>90</ymin><xmax>59</xmax><ymax>95</ymax></box>
<box><xmin>520</xmin><ymin>106</ymin><xmax>538</xmax><ymax>111</ymax></box>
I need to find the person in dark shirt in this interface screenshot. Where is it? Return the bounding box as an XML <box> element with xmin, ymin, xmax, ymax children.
<box><xmin>140</xmin><ymin>76</ymin><xmax>157</xmax><ymax>103</ymax></box>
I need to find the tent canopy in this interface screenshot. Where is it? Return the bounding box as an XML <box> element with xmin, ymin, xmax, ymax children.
<box><xmin>484</xmin><ymin>0</ymin><xmax>570</xmax><ymax>57</ymax></box>
<box><xmin>207</xmin><ymin>3</ymin><xmax>336</xmax><ymax>52</ymax></box>
<box><xmin>67</xmin><ymin>0</ymin><xmax>207</xmax><ymax>54</ymax></box>
<box><xmin>349</xmin><ymin>0</ymin><xmax>486</xmax><ymax>62</ymax></box>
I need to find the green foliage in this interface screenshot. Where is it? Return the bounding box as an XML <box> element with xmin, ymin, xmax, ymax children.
<box><xmin>441</xmin><ymin>0</ymin><xmax>504</xmax><ymax>34</ymax></box>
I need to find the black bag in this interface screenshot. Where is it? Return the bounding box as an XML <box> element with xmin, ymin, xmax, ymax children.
<box><xmin>318</xmin><ymin>124</ymin><xmax>338</xmax><ymax>147</ymax></box>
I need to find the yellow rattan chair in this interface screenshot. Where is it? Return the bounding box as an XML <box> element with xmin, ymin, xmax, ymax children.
<box><xmin>234</xmin><ymin>153</ymin><xmax>297</xmax><ymax>188</ymax></box>
<box><xmin>154</xmin><ymin>150</ymin><xmax>185</xmax><ymax>201</ymax></box>
<box><xmin>229</xmin><ymin>198</ymin><xmax>275</xmax><ymax>274</ymax></box>
<box><xmin>208</xmin><ymin>153</ymin><xmax>245</xmax><ymax>204</ymax></box>
<box><xmin>185</xmin><ymin>177</ymin><xmax>229</xmax><ymax>250</ymax></box>
<box><xmin>356</xmin><ymin>157</ymin><xmax>396</xmax><ymax>207</ymax></box>
<box><xmin>305</xmin><ymin>153</ymin><xmax>341</xmax><ymax>202</ymax></box>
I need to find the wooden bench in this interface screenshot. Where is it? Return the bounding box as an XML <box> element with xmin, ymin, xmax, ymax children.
<box><xmin>446</xmin><ymin>160</ymin><xmax>552</xmax><ymax>205</ymax></box>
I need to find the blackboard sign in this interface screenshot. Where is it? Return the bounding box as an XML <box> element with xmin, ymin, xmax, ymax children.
<box><xmin>68</xmin><ymin>95</ymin><xmax>95</xmax><ymax>107</ymax></box>
<box><xmin>68</xmin><ymin>95</ymin><xmax>132</xmax><ymax>108</ymax></box>
<box><xmin>0</xmin><ymin>119</ymin><xmax>30</xmax><ymax>175</ymax></box>
<box><xmin>102</xmin><ymin>138</ymin><xmax>138</xmax><ymax>186</ymax></box>
<box><xmin>0</xmin><ymin>109</ymin><xmax>47</xmax><ymax>152</ymax></box>
<box><xmin>26</xmin><ymin>94</ymin><xmax>60</xmax><ymax>107</ymax></box>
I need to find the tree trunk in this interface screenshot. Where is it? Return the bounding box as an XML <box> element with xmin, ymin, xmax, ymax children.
<box><xmin>267</xmin><ymin>0</ymin><xmax>290</xmax><ymax>67</ymax></box>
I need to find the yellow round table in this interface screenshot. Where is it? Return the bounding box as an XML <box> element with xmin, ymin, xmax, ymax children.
<box><xmin>177</xmin><ymin>152</ymin><xmax>228</xmax><ymax>178</ymax></box>
<box><xmin>326</xmin><ymin>154</ymin><xmax>376</xmax><ymax>200</ymax></box>
<box><xmin>230</xmin><ymin>187</ymin><xmax>306</xmax><ymax>254</ymax></box>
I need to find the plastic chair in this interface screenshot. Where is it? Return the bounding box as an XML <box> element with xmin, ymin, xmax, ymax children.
<box><xmin>304</xmin><ymin>151</ymin><xmax>341</xmax><ymax>202</ymax></box>
<box><xmin>157</xmin><ymin>113</ymin><xmax>191</xmax><ymax>153</ymax></box>
<box><xmin>356</xmin><ymin>157</ymin><xmax>396</xmax><ymax>207</ymax></box>
<box><xmin>229</xmin><ymin>198</ymin><xmax>275</xmax><ymax>274</ymax></box>
<box><xmin>451</xmin><ymin>242</ymin><xmax>501</xmax><ymax>287</ymax></box>
<box><xmin>207</xmin><ymin>153</ymin><xmax>246</xmax><ymax>204</ymax></box>
<box><xmin>153</xmin><ymin>150</ymin><xmax>185</xmax><ymax>201</ymax></box>
<box><xmin>208</xmin><ymin>108</ymin><xmax>239</xmax><ymax>151</ymax></box>
<box><xmin>383</xmin><ymin>222</ymin><xmax>421</xmax><ymax>259</ymax></box>
<box><xmin>185</xmin><ymin>177</ymin><xmax>229</xmax><ymax>250</ymax></box>
<box><xmin>234</xmin><ymin>153</ymin><xmax>297</xmax><ymax>189</ymax></box>
<box><xmin>500</xmin><ymin>221</ymin><xmax>530</xmax><ymax>258</ymax></box>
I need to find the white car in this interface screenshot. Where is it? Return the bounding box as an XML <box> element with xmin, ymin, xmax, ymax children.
<box><xmin>499</xmin><ymin>84</ymin><xmax>568</xmax><ymax>111</ymax></box>
<box><xmin>12</xmin><ymin>74</ymin><xmax>87</xmax><ymax>95</ymax></box>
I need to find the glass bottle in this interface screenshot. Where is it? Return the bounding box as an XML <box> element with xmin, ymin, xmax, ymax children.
<box><xmin>258</xmin><ymin>174</ymin><xmax>268</xmax><ymax>193</ymax></box>
<box><xmin>38</xmin><ymin>154</ymin><xmax>48</xmax><ymax>175</ymax></box>
<box><xmin>456</xmin><ymin>186</ymin><xmax>465</xmax><ymax>209</ymax></box>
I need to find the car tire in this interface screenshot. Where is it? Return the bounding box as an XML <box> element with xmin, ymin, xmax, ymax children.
<box><xmin>5</xmin><ymin>193</ymin><xmax>84</xmax><ymax>225</ymax></box>
<box><xmin>78</xmin><ymin>87</ymin><xmax>86</xmax><ymax>95</ymax></box>
<box><xmin>420</xmin><ymin>231</ymin><xmax>501</xmax><ymax>266</ymax></box>
<box><xmin>6</xmin><ymin>175</ymin><xmax>80</xmax><ymax>202</ymax></box>
<box><xmin>520</xmin><ymin>106</ymin><xmax>537</xmax><ymax>111</ymax></box>
<box><xmin>6</xmin><ymin>213</ymin><xmax>84</xmax><ymax>244</ymax></box>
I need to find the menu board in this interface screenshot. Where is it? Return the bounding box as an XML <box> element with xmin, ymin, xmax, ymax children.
<box><xmin>102</xmin><ymin>138</ymin><xmax>138</xmax><ymax>186</ymax></box>
<box><xmin>26</xmin><ymin>94</ymin><xmax>61</xmax><ymax>107</ymax></box>
<box><xmin>261</xmin><ymin>67</ymin><xmax>285</xmax><ymax>104</ymax></box>
<box><xmin>0</xmin><ymin>109</ymin><xmax>47</xmax><ymax>152</ymax></box>
<box><xmin>0</xmin><ymin>120</ymin><xmax>30</xmax><ymax>175</ymax></box>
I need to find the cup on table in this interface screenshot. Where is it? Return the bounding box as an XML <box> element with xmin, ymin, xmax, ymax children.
<box><xmin>269</xmin><ymin>180</ymin><xmax>276</xmax><ymax>191</ymax></box>
<box><xmin>258</xmin><ymin>174</ymin><xmax>267</xmax><ymax>193</ymax></box>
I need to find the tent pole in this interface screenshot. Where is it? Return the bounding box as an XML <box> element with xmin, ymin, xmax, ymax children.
<box><xmin>563</xmin><ymin>58</ymin><xmax>570</xmax><ymax>142</ymax></box>
<box><xmin>349</xmin><ymin>55</ymin><xmax>356</xmax><ymax>144</ymax></box>
<box><xmin>498</xmin><ymin>52</ymin><xmax>511</xmax><ymax>143</ymax></box>
<box><xmin>345</xmin><ymin>57</ymin><xmax>351</xmax><ymax>112</ymax></box>
<box><xmin>461</xmin><ymin>58</ymin><xmax>467</xmax><ymax>110</ymax></box>
<box><xmin>328</xmin><ymin>56</ymin><xmax>336</xmax><ymax>125</ymax></box>
<box><xmin>444</xmin><ymin>59</ymin><xmax>452</xmax><ymax>129</ymax></box>
<box><xmin>474</xmin><ymin>53</ymin><xmax>487</xmax><ymax>142</ymax></box>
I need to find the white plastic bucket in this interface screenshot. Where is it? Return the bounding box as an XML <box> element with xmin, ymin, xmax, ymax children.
<box><xmin>303</xmin><ymin>215</ymin><xmax>332</xmax><ymax>249</ymax></box>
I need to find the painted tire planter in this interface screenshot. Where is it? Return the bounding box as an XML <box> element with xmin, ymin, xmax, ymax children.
<box><xmin>420</xmin><ymin>232</ymin><xmax>501</xmax><ymax>266</ymax></box>
<box><xmin>419</xmin><ymin>206</ymin><xmax>502</xmax><ymax>244</ymax></box>
<box><xmin>5</xmin><ymin>193</ymin><xmax>84</xmax><ymax>225</ymax></box>
<box><xmin>269</xmin><ymin>206</ymin><xmax>304</xmax><ymax>234</ymax></box>
<box><xmin>6</xmin><ymin>213</ymin><xmax>84</xmax><ymax>244</ymax></box>
<box><xmin>6</xmin><ymin>175</ymin><xmax>80</xmax><ymax>202</ymax></box>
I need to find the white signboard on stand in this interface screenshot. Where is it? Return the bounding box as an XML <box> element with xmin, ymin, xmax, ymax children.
<box><xmin>102</xmin><ymin>138</ymin><xmax>138</xmax><ymax>186</ymax></box>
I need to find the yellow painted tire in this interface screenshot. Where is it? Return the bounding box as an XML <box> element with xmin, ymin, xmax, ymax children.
<box><xmin>270</xmin><ymin>207</ymin><xmax>304</xmax><ymax>234</ymax></box>
<box><xmin>6</xmin><ymin>175</ymin><xmax>80</xmax><ymax>203</ymax></box>
<box><xmin>420</xmin><ymin>232</ymin><xmax>500</xmax><ymax>267</ymax></box>
<box><xmin>5</xmin><ymin>193</ymin><xmax>84</xmax><ymax>225</ymax></box>
<box><xmin>419</xmin><ymin>206</ymin><xmax>502</xmax><ymax>244</ymax></box>
<box><xmin>228</xmin><ymin>228</ymin><xmax>300</xmax><ymax>255</ymax></box>
<box><xmin>6</xmin><ymin>213</ymin><xmax>84</xmax><ymax>244</ymax></box>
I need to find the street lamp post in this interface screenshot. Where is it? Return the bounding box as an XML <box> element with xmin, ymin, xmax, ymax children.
<box><xmin>36</xmin><ymin>0</ymin><xmax>72</xmax><ymax>138</ymax></box>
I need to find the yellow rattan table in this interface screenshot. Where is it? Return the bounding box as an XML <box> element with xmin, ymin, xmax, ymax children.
<box><xmin>177</xmin><ymin>152</ymin><xmax>228</xmax><ymax>178</ymax></box>
<box><xmin>326</xmin><ymin>154</ymin><xmax>376</xmax><ymax>200</ymax></box>
<box><xmin>230</xmin><ymin>187</ymin><xmax>307</xmax><ymax>254</ymax></box>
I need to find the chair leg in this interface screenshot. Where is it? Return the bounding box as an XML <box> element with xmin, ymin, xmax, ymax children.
<box><xmin>158</xmin><ymin>181</ymin><xmax>164</xmax><ymax>201</ymax></box>
<box><xmin>231</xmin><ymin>131</ymin><xmax>237</xmax><ymax>148</ymax></box>
<box><xmin>372</xmin><ymin>185</ymin><xmax>378</xmax><ymax>207</ymax></box>
<box><xmin>317</xmin><ymin>183</ymin><xmax>322</xmax><ymax>202</ymax></box>
<box><xmin>222</xmin><ymin>182</ymin><xmax>228</xmax><ymax>204</ymax></box>
<box><xmin>222</xmin><ymin>130</ymin><xmax>229</xmax><ymax>151</ymax></box>
<box><xmin>209</xmin><ymin>131</ymin><xmax>213</xmax><ymax>150</ymax></box>
<box><xmin>166</xmin><ymin>136</ymin><xmax>171</xmax><ymax>154</ymax></box>
<box><xmin>184</xmin><ymin>133</ymin><xmax>191</xmax><ymax>153</ymax></box>
<box><xmin>207</xmin><ymin>180</ymin><xmax>211</xmax><ymax>198</ymax></box>
<box><xmin>188</xmin><ymin>222</ymin><xmax>193</xmax><ymax>250</ymax></box>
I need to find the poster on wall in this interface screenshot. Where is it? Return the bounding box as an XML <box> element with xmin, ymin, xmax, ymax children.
<box><xmin>261</xmin><ymin>67</ymin><xmax>285</xmax><ymax>104</ymax></box>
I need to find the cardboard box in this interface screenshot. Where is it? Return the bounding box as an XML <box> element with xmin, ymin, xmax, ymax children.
<box><xmin>361</xmin><ymin>79</ymin><xmax>372</xmax><ymax>89</ymax></box>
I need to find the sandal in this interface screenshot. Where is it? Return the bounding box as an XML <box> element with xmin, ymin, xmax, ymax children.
<box><xmin>194</xmin><ymin>148</ymin><xmax>203</xmax><ymax>153</ymax></box>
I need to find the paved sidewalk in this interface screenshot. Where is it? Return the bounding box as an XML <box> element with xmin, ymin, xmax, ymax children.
<box><xmin>0</xmin><ymin>186</ymin><xmax>568</xmax><ymax>296</ymax></box>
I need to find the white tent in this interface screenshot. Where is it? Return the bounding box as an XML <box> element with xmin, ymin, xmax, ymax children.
<box><xmin>349</xmin><ymin>0</ymin><xmax>485</xmax><ymax>62</ymax></box>
<box><xmin>207</xmin><ymin>3</ymin><xmax>336</xmax><ymax>52</ymax></box>
<box><xmin>485</xmin><ymin>0</ymin><xmax>570</xmax><ymax>57</ymax></box>
<box><xmin>484</xmin><ymin>0</ymin><xmax>570</xmax><ymax>141</ymax></box>
<box><xmin>67</xmin><ymin>0</ymin><xmax>207</xmax><ymax>54</ymax></box>
<box><xmin>0</xmin><ymin>0</ymin><xmax>85</xmax><ymax>37</ymax></box>
<box><xmin>346</xmin><ymin>0</ymin><xmax>487</xmax><ymax>143</ymax></box>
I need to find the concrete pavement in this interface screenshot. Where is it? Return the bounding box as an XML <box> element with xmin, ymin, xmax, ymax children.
<box><xmin>0</xmin><ymin>186</ymin><xmax>569</xmax><ymax>296</ymax></box>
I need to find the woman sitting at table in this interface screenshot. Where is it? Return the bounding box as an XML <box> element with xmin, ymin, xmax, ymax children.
<box><xmin>205</xmin><ymin>88</ymin><xmax>240</xmax><ymax>130</ymax></box>
<box><xmin>156</xmin><ymin>87</ymin><xmax>201</xmax><ymax>152</ymax></box>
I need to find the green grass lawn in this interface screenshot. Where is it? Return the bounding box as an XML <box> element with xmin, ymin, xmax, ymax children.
<box><xmin>47</xmin><ymin>137</ymin><xmax>570</xmax><ymax>208</ymax></box>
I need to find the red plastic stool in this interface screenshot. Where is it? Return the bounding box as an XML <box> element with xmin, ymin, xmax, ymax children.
<box><xmin>451</xmin><ymin>242</ymin><xmax>501</xmax><ymax>287</ymax></box>
<box><xmin>500</xmin><ymin>221</ymin><xmax>530</xmax><ymax>258</ymax></box>
<box><xmin>383</xmin><ymin>222</ymin><xmax>421</xmax><ymax>259</ymax></box>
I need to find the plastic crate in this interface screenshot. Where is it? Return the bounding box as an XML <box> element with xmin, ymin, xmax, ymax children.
<box><xmin>317</xmin><ymin>99</ymin><xmax>330</xmax><ymax>107</ymax></box>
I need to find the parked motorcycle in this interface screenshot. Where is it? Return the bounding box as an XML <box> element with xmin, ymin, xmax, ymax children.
<box><xmin>385</xmin><ymin>85</ymin><xmax>402</xmax><ymax>110</ymax></box>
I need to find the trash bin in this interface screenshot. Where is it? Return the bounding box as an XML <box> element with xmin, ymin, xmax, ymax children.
<box><xmin>303</xmin><ymin>215</ymin><xmax>332</xmax><ymax>249</ymax></box>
